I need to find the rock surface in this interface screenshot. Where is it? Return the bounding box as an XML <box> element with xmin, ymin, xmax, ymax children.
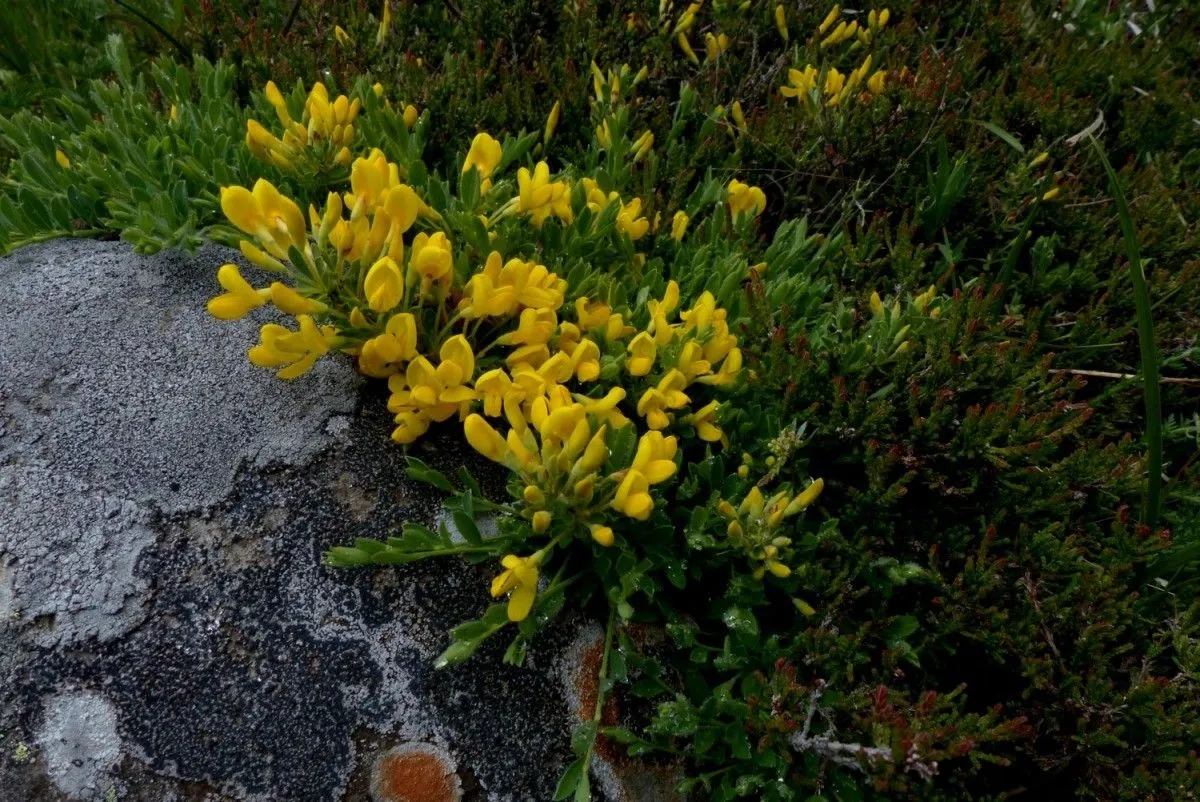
<box><xmin>0</xmin><ymin>240</ymin><xmax>593</xmax><ymax>801</ymax></box>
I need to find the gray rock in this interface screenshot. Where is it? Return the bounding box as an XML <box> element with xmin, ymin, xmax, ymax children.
<box><xmin>0</xmin><ymin>240</ymin><xmax>588</xmax><ymax>801</ymax></box>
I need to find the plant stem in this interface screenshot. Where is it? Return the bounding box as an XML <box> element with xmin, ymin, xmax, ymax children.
<box><xmin>578</xmin><ymin>606</ymin><xmax>617</xmax><ymax>795</ymax></box>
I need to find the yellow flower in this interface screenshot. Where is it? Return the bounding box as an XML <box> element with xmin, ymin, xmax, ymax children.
<box><xmin>269</xmin><ymin>282</ymin><xmax>324</xmax><ymax>316</ymax></box>
<box><xmin>364</xmin><ymin>256</ymin><xmax>404</xmax><ymax>313</ymax></box>
<box><xmin>824</xmin><ymin>67</ymin><xmax>846</xmax><ymax>98</ymax></box>
<box><xmin>731</xmin><ymin>100</ymin><xmax>747</xmax><ymax>132</ymax></box>
<box><xmin>677</xmin><ymin>33</ymin><xmax>700</xmax><ymax>66</ymax></box>
<box><xmin>55</xmin><ymin>149</ymin><xmax>71</xmax><ymax>169</ymax></box>
<box><xmin>774</xmin><ymin>5</ymin><xmax>788</xmax><ymax>42</ymax></box>
<box><xmin>726</xmin><ymin>179</ymin><xmax>766</xmax><ymax>220</ymax></box>
<box><xmin>473</xmin><ymin>368</ymin><xmax>516</xmax><ymax>417</ymax></box>
<box><xmin>626</xmin><ymin>332</ymin><xmax>657</xmax><ymax>376</ymax></box>
<box><xmin>671</xmin><ymin>210</ymin><xmax>690</xmax><ymax>242</ymax></box>
<box><xmin>595</xmin><ymin>120</ymin><xmax>612</xmax><ymax>151</ymax></box>
<box><xmin>465</xmin><ymin>413</ymin><xmax>508</xmax><ymax>463</ymax></box>
<box><xmin>568</xmin><ymin>338</ymin><xmax>602</xmax><ymax>382</ymax></box>
<box><xmin>648</xmin><ymin>280</ymin><xmax>680</xmax><ymax>345</ymax></box>
<box><xmin>589</xmin><ymin>524</ymin><xmax>615</xmax><ymax>547</ymax></box>
<box><xmin>632</xmin><ymin>430</ymin><xmax>678</xmax><ymax>484</ymax></box>
<box><xmin>207</xmin><ymin>264</ymin><xmax>270</xmax><ymax>320</ymax></box>
<box><xmin>403</xmin><ymin>104</ymin><xmax>419</xmax><ymax>128</ymax></box>
<box><xmin>544</xmin><ymin>101</ymin><xmax>561</xmax><ymax>143</ymax></box>
<box><xmin>532</xmin><ymin>510</ymin><xmax>552</xmax><ymax>533</ymax></box>
<box><xmin>575</xmin><ymin>297</ymin><xmax>612</xmax><ymax>330</ymax></box>
<box><xmin>221</xmin><ymin>179</ymin><xmax>307</xmax><ymax>259</ymax></box>
<box><xmin>247</xmin><ymin>315</ymin><xmax>337</xmax><ymax>379</ymax></box>
<box><xmin>334</xmin><ymin>25</ymin><xmax>353</xmax><ymax>46</ymax></box>
<box><xmin>1041</xmin><ymin>187</ymin><xmax>1061</xmax><ymax>202</ymax></box>
<box><xmin>704</xmin><ymin>32</ymin><xmax>731</xmax><ymax>62</ymax></box>
<box><xmin>687</xmin><ymin>400</ymin><xmax>723</xmax><ymax>442</ymax></box>
<box><xmin>463</xmin><ymin>132</ymin><xmax>503</xmax><ymax>193</ymax></box>
<box><xmin>617</xmin><ymin>197</ymin><xmax>651</xmax><ymax>239</ymax></box>
<box><xmin>358</xmin><ymin>313</ymin><xmax>418</xmax><ymax>378</ymax></box>
<box><xmin>461</xmin><ymin>252</ymin><xmax>566</xmax><ymax>318</ymax></box>
<box><xmin>785</xmin><ymin>478</ymin><xmax>825</xmax><ymax>515</ymax></box>
<box><xmin>869</xmin><ymin>290</ymin><xmax>884</xmax><ymax>317</ymax></box>
<box><xmin>867</xmin><ymin>70</ymin><xmax>887</xmax><ymax>96</ymax></box>
<box><xmin>1030</xmin><ymin>151</ymin><xmax>1050</xmax><ymax>168</ymax></box>
<box><xmin>408</xmin><ymin>231</ymin><xmax>454</xmax><ymax>290</ymax></box>
<box><xmin>632</xmin><ymin>131</ymin><xmax>654</xmax><ymax>164</ymax></box>
<box><xmin>877</xmin><ymin>8</ymin><xmax>890</xmax><ymax>29</ymax></box>
<box><xmin>491</xmin><ymin>553</ymin><xmax>542</xmax><ymax>621</ymax></box>
<box><xmin>780</xmin><ymin>65</ymin><xmax>819</xmax><ymax>101</ymax></box>
<box><xmin>696</xmin><ymin>347</ymin><xmax>742</xmax><ymax>386</ymax></box>
<box><xmin>517</xmin><ymin>162</ymin><xmax>573</xmax><ymax>227</ymax></box>
<box><xmin>818</xmin><ymin>5</ymin><xmax>841</xmax><ymax>34</ymax></box>
<box><xmin>376</xmin><ymin>0</ymin><xmax>392</xmax><ymax>45</ymax></box>
<box><xmin>612</xmin><ymin>470</ymin><xmax>653</xmax><ymax>520</ymax></box>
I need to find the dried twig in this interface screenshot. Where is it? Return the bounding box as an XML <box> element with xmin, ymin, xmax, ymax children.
<box><xmin>1049</xmin><ymin>368</ymin><xmax>1200</xmax><ymax>385</ymax></box>
<box><xmin>789</xmin><ymin>680</ymin><xmax>938</xmax><ymax>780</ymax></box>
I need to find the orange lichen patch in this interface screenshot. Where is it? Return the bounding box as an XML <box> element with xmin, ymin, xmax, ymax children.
<box><xmin>372</xmin><ymin>743</ymin><xmax>461</xmax><ymax>802</ymax></box>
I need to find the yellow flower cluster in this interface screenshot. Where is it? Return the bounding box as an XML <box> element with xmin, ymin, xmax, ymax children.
<box><xmin>209</xmin><ymin>123</ymin><xmax>754</xmax><ymax>625</ymax></box>
<box><xmin>517</xmin><ymin>162</ymin><xmax>573</xmax><ymax>228</ymax></box>
<box><xmin>247</xmin><ymin>81</ymin><xmax>361</xmax><ymax>171</ymax></box>
<box><xmin>717</xmin><ymin>478</ymin><xmax>824</xmax><ymax>579</ymax></box>
<box><xmin>781</xmin><ymin>54</ymin><xmax>887</xmax><ymax>109</ymax></box>
<box><xmin>778</xmin><ymin>7</ymin><xmax>894</xmax><ymax>111</ymax></box>
<box><xmin>581</xmin><ymin>178</ymin><xmax>650</xmax><ymax>240</ymax></box>
<box><xmin>726</xmin><ymin>179</ymin><xmax>767</xmax><ymax>220</ymax></box>
<box><xmin>624</xmin><ymin>280</ymin><xmax>742</xmax><ymax>441</ymax></box>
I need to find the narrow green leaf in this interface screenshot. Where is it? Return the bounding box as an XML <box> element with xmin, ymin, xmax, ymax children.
<box><xmin>1090</xmin><ymin>136</ymin><xmax>1162</xmax><ymax>529</ymax></box>
<box><xmin>969</xmin><ymin>119</ymin><xmax>1025</xmax><ymax>153</ymax></box>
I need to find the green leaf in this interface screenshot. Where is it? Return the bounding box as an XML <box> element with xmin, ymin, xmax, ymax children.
<box><xmin>1090</xmin><ymin>136</ymin><xmax>1162</xmax><ymax>529</ymax></box>
<box><xmin>885</xmin><ymin>615</ymin><xmax>919</xmax><ymax>644</ymax></box>
<box><xmin>571</xmin><ymin>722</ymin><xmax>599</xmax><ymax>756</ymax></box>
<box><xmin>722</xmin><ymin>605</ymin><xmax>759</xmax><ymax>636</ymax></box>
<box><xmin>405</xmin><ymin>457</ymin><xmax>457</xmax><ymax>493</ymax></box>
<box><xmin>452</xmin><ymin>508</ymin><xmax>483</xmax><ymax>546</ymax></box>
<box><xmin>968</xmin><ymin>119</ymin><xmax>1025</xmax><ymax>153</ymax></box>
<box><xmin>553</xmin><ymin>758</ymin><xmax>584</xmax><ymax>800</ymax></box>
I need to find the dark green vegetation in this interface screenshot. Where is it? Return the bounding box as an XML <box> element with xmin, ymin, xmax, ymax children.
<box><xmin>2</xmin><ymin>1</ymin><xmax>1197</xmax><ymax>799</ymax></box>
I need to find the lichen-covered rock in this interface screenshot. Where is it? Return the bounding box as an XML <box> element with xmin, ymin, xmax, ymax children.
<box><xmin>0</xmin><ymin>240</ymin><xmax>586</xmax><ymax>801</ymax></box>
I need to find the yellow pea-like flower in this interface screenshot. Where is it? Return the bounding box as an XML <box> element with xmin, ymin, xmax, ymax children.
<box><xmin>207</xmin><ymin>264</ymin><xmax>270</xmax><ymax>320</ymax></box>
<box><xmin>867</xmin><ymin>69</ymin><xmax>887</xmax><ymax>96</ymax></box>
<box><xmin>626</xmin><ymin>332</ymin><xmax>658</xmax><ymax>376</ymax></box>
<box><xmin>490</xmin><ymin>553</ymin><xmax>541</xmax><ymax>621</ymax></box>
<box><xmin>726</xmin><ymin>179</ymin><xmax>767</xmax><ymax>219</ymax></box>
<box><xmin>677</xmin><ymin>33</ymin><xmax>700</xmax><ymax>66</ymax></box>
<box><xmin>671</xmin><ymin>210</ymin><xmax>690</xmax><ymax>242</ymax></box>
<box><xmin>774</xmin><ymin>5</ymin><xmax>788</xmax><ymax>42</ymax></box>
<box><xmin>544</xmin><ymin>101</ymin><xmax>561</xmax><ymax>143</ymax></box>
<box><xmin>589</xmin><ymin>524</ymin><xmax>615</xmax><ymax>547</ymax></box>
<box><xmin>465</xmin><ymin>413</ymin><xmax>508</xmax><ymax>464</ymax></box>
<box><xmin>463</xmin><ymin>132</ymin><xmax>502</xmax><ymax>185</ymax></box>
<box><xmin>818</xmin><ymin>5</ymin><xmax>841</xmax><ymax>34</ymax></box>
<box><xmin>269</xmin><ymin>282</ymin><xmax>323</xmax><ymax>316</ymax></box>
<box><xmin>364</xmin><ymin>256</ymin><xmax>404</xmax><ymax>312</ymax></box>
<box><xmin>55</xmin><ymin>149</ymin><xmax>71</xmax><ymax>169</ymax></box>
<box><xmin>612</xmin><ymin>469</ymin><xmax>653</xmax><ymax>521</ymax></box>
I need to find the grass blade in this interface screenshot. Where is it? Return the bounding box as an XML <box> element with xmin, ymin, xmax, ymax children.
<box><xmin>969</xmin><ymin>119</ymin><xmax>1026</xmax><ymax>153</ymax></box>
<box><xmin>1090</xmin><ymin>136</ymin><xmax>1162</xmax><ymax>529</ymax></box>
